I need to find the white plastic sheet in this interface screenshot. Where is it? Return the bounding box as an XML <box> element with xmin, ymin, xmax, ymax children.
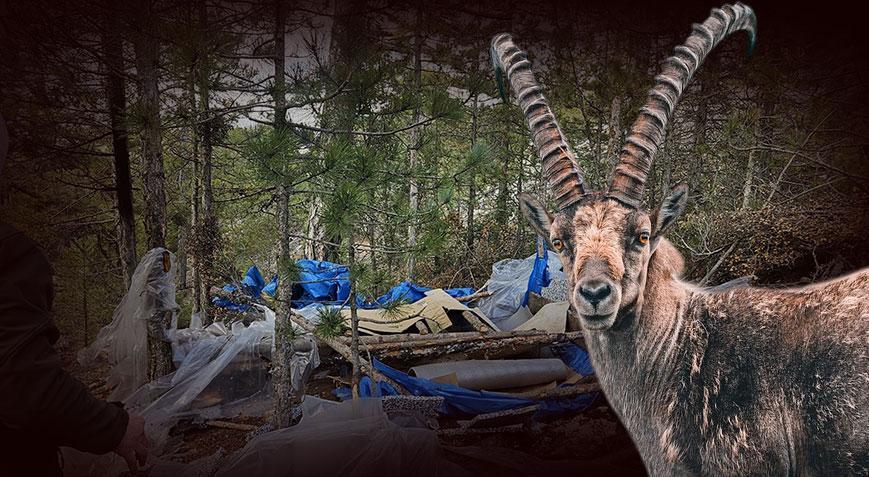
<box><xmin>78</xmin><ymin>248</ymin><xmax>179</xmax><ymax>401</ymax></box>
<box><xmin>475</xmin><ymin>251</ymin><xmax>564</xmax><ymax>326</ymax></box>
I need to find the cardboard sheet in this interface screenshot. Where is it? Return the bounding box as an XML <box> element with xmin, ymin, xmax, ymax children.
<box><xmin>514</xmin><ymin>301</ymin><xmax>569</xmax><ymax>333</ymax></box>
<box><xmin>340</xmin><ymin>288</ymin><xmax>496</xmax><ymax>335</ymax></box>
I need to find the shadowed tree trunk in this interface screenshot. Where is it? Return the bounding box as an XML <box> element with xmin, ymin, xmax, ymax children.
<box><xmin>405</xmin><ymin>3</ymin><xmax>422</xmax><ymax>280</ymax></box>
<box><xmin>188</xmin><ymin>58</ymin><xmax>203</xmax><ymax>321</ymax></box>
<box><xmin>102</xmin><ymin>6</ymin><xmax>137</xmax><ymax>290</ymax></box>
<box><xmin>132</xmin><ymin>0</ymin><xmax>171</xmax><ymax>380</ymax></box>
<box><xmin>605</xmin><ymin>95</ymin><xmax>621</xmax><ymax>167</ymax></box>
<box><xmin>465</xmin><ymin>93</ymin><xmax>478</xmax><ymax>265</ymax></box>
<box><xmin>271</xmin><ymin>0</ymin><xmax>295</xmax><ymax>429</ymax></box>
<box><xmin>196</xmin><ymin>0</ymin><xmax>218</xmax><ymax>326</ymax></box>
<box><xmin>132</xmin><ymin>0</ymin><xmax>167</xmax><ymax>251</ymax></box>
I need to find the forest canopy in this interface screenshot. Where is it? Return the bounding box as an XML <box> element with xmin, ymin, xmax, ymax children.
<box><xmin>1</xmin><ymin>0</ymin><xmax>868</xmax><ymax>348</ymax></box>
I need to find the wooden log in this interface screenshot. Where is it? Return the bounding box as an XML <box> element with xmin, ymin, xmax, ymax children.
<box><xmin>461</xmin><ymin>311</ymin><xmax>490</xmax><ymax>333</ymax></box>
<box><xmin>455</xmin><ymin>290</ymin><xmax>493</xmax><ymax>302</ymax></box>
<box><xmin>345</xmin><ymin>329</ymin><xmax>585</xmax><ymax>352</ymax></box>
<box><xmin>205</xmin><ymin>420</ymin><xmax>257</xmax><ymax>432</ymax></box>
<box><xmin>523</xmin><ymin>381</ymin><xmax>601</xmax><ymax>400</ymax></box>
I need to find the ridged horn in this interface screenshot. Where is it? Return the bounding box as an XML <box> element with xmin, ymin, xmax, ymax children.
<box><xmin>491</xmin><ymin>33</ymin><xmax>587</xmax><ymax>210</ymax></box>
<box><xmin>608</xmin><ymin>2</ymin><xmax>757</xmax><ymax>207</ymax></box>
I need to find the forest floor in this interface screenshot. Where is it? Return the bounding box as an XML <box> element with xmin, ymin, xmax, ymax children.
<box><xmin>61</xmin><ymin>345</ymin><xmax>646</xmax><ymax>476</ymax></box>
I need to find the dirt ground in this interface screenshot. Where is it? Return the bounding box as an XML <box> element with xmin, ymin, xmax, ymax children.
<box><xmin>62</xmin><ymin>346</ymin><xmax>647</xmax><ymax>476</ymax></box>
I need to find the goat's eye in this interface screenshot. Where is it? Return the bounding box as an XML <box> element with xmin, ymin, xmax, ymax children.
<box><xmin>551</xmin><ymin>238</ymin><xmax>564</xmax><ymax>252</ymax></box>
<box><xmin>638</xmin><ymin>232</ymin><xmax>650</xmax><ymax>245</ymax></box>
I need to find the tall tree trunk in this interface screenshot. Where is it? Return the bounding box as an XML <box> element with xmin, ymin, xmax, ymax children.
<box><xmin>132</xmin><ymin>0</ymin><xmax>171</xmax><ymax>380</ymax></box>
<box><xmin>102</xmin><ymin>7</ymin><xmax>137</xmax><ymax>290</ymax></box>
<box><xmin>465</xmin><ymin>94</ymin><xmax>478</xmax><ymax>263</ymax></box>
<box><xmin>348</xmin><ymin>232</ymin><xmax>361</xmax><ymax>399</ymax></box>
<box><xmin>177</xmin><ymin>223</ymin><xmax>187</xmax><ymax>289</ymax></box>
<box><xmin>271</xmin><ymin>0</ymin><xmax>296</xmax><ymax>429</ymax></box>
<box><xmin>196</xmin><ymin>0</ymin><xmax>217</xmax><ymax>326</ymax></box>
<box><xmin>273</xmin><ymin>183</ymin><xmax>295</xmax><ymax>427</ymax></box>
<box><xmin>322</xmin><ymin>0</ymin><xmax>365</xmax><ymax>263</ymax></box>
<box><xmin>688</xmin><ymin>74</ymin><xmax>708</xmax><ymax>201</ymax></box>
<box><xmin>304</xmin><ymin>197</ymin><xmax>322</xmax><ymax>259</ymax></box>
<box><xmin>741</xmin><ymin>114</ymin><xmax>759</xmax><ymax>211</ymax></box>
<box><xmin>405</xmin><ymin>3</ymin><xmax>422</xmax><ymax>280</ymax></box>
<box><xmin>189</xmin><ymin>59</ymin><xmax>203</xmax><ymax>319</ymax></box>
<box><xmin>132</xmin><ymin>0</ymin><xmax>167</xmax><ymax>250</ymax></box>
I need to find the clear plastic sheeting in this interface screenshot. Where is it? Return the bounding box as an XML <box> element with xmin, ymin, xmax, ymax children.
<box><xmin>476</xmin><ymin>251</ymin><xmax>564</xmax><ymax>326</ymax></box>
<box><xmin>216</xmin><ymin>398</ymin><xmax>470</xmax><ymax>477</ymax></box>
<box><xmin>63</xmin><ymin>311</ymin><xmax>321</xmax><ymax>475</ymax></box>
<box><xmin>78</xmin><ymin>248</ymin><xmax>179</xmax><ymax>401</ymax></box>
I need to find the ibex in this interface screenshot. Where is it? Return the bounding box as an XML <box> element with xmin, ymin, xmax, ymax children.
<box><xmin>492</xmin><ymin>3</ymin><xmax>868</xmax><ymax>475</ymax></box>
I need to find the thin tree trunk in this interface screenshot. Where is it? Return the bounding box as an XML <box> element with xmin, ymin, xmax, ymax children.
<box><xmin>605</xmin><ymin>95</ymin><xmax>621</xmax><ymax>167</ymax></box>
<box><xmin>348</xmin><ymin>233</ymin><xmax>361</xmax><ymax>399</ymax></box>
<box><xmin>133</xmin><ymin>0</ymin><xmax>171</xmax><ymax>380</ymax></box>
<box><xmin>82</xmin><ymin>257</ymin><xmax>89</xmax><ymax>347</ymax></box>
<box><xmin>271</xmin><ymin>0</ymin><xmax>295</xmax><ymax>429</ymax></box>
<box><xmin>465</xmin><ymin>94</ymin><xmax>478</xmax><ymax>262</ymax></box>
<box><xmin>740</xmin><ymin>116</ymin><xmax>758</xmax><ymax>211</ymax></box>
<box><xmin>102</xmin><ymin>8</ymin><xmax>137</xmax><ymax>290</ymax></box>
<box><xmin>196</xmin><ymin>0</ymin><xmax>217</xmax><ymax>326</ymax></box>
<box><xmin>304</xmin><ymin>197</ymin><xmax>322</xmax><ymax>259</ymax></box>
<box><xmin>177</xmin><ymin>224</ymin><xmax>187</xmax><ymax>289</ymax></box>
<box><xmin>189</xmin><ymin>59</ymin><xmax>203</xmax><ymax>319</ymax></box>
<box><xmin>132</xmin><ymin>0</ymin><xmax>167</xmax><ymax>250</ymax></box>
<box><xmin>688</xmin><ymin>75</ymin><xmax>707</xmax><ymax>201</ymax></box>
<box><xmin>273</xmin><ymin>184</ymin><xmax>295</xmax><ymax>427</ymax></box>
<box><xmin>148</xmin><ymin>251</ymin><xmax>175</xmax><ymax>380</ymax></box>
<box><xmin>405</xmin><ymin>3</ymin><xmax>422</xmax><ymax>281</ymax></box>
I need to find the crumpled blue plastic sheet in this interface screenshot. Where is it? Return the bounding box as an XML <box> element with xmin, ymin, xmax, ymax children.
<box><xmin>335</xmin><ymin>343</ymin><xmax>599</xmax><ymax>419</ymax></box>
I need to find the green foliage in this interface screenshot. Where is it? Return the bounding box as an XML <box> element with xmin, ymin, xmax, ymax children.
<box><xmin>314</xmin><ymin>307</ymin><xmax>348</xmax><ymax>340</ymax></box>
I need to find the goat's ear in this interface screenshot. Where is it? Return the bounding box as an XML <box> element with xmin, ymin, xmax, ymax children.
<box><xmin>653</xmin><ymin>184</ymin><xmax>688</xmax><ymax>237</ymax></box>
<box><xmin>518</xmin><ymin>193</ymin><xmax>553</xmax><ymax>239</ymax></box>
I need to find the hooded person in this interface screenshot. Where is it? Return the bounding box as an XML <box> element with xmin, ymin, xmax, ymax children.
<box><xmin>0</xmin><ymin>114</ymin><xmax>148</xmax><ymax>475</ymax></box>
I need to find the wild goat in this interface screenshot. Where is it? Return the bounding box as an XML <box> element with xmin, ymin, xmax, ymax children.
<box><xmin>492</xmin><ymin>3</ymin><xmax>868</xmax><ymax>475</ymax></box>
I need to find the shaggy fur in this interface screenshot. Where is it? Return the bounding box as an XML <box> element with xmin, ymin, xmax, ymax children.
<box><xmin>525</xmin><ymin>195</ymin><xmax>869</xmax><ymax>475</ymax></box>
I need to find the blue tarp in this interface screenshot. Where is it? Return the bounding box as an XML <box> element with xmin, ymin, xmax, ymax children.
<box><xmin>293</xmin><ymin>259</ymin><xmax>351</xmax><ymax>307</ymax></box>
<box><xmin>358</xmin><ymin>281</ymin><xmax>474</xmax><ymax>309</ymax></box>
<box><xmin>523</xmin><ymin>238</ymin><xmax>552</xmax><ymax>306</ymax></box>
<box><xmin>335</xmin><ymin>343</ymin><xmax>599</xmax><ymax>418</ymax></box>
<box><xmin>211</xmin><ymin>266</ymin><xmax>278</xmax><ymax>312</ymax></box>
<box><xmin>214</xmin><ymin>260</ymin><xmax>474</xmax><ymax>311</ymax></box>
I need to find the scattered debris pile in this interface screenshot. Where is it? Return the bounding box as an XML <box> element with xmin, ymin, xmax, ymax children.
<box><xmin>72</xmin><ymin>245</ymin><xmax>608</xmax><ymax>474</ymax></box>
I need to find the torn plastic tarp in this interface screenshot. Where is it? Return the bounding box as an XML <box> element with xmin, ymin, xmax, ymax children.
<box><xmin>359</xmin><ymin>281</ymin><xmax>474</xmax><ymax>309</ymax></box>
<box><xmin>338</xmin><ymin>343</ymin><xmax>598</xmax><ymax>418</ymax></box>
<box><xmin>293</xmin><ymin>259</ymin><xmax>351</xmax><ymax>306</ymax></box>
<box><xmin>476</xmin><ymin>250</ymin><xmax>565</xmax><ymax>326</ymax></box>
<box><xmin>214</xmin><ymin>260</ymin><xmax>473</xmax><ymax>312</ymax></box>
<box><xmin>212</xmin><ymin>266</ymin><xmax>278</xmax><ymax>313</ymax></box>
<box><xmin>524</xmin><ymin>238</ymin><xmax>552</xmax><ymax>306</ymax></box>
<box><xmin>78</xmin><ymin>248</ymin><xmax>179</xmax><ymax>401</ymax></box>
<box><xmin>64</xmin><ymin>308</ymin><xmax>320</xmax><ymax>475</ymax></box>
<box><xmin>127</xmin><ymin>307</ymin><xmax>318</xmax><ymax>451</ymax></box>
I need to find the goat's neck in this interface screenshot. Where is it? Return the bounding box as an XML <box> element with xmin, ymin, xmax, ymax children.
<box><xmin>588</xmin><ymin>279</ymin><xmax>691</xmax><ymax>387</ymax></box>
<box><xmin>583</xmin><ymin>251</ymin><xmax>696</xmax><ymax>431</ymax></box>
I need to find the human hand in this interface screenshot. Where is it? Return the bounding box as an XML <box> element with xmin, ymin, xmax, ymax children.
<box><xmin>113</xmin><ymin>413</ymin><xmax>148</xmax><ymax>472</ymax></box>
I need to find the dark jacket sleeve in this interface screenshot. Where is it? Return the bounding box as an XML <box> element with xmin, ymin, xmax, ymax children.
<box><xmin>0</xmin><ymin>224</ymin><xmax>129</xmax><ymax>454</ymax></box>
<box><xmin>0</xmin><ymin>334</ymin><xmax>129</xmax><ymax>453</ymax></box>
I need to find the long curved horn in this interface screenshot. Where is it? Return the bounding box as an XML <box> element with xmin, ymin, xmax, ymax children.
<box><xmin>491</xmin><ymin>33</ymin><xmax>587</xmax><ymax>210</ymax></box>
<box><xmin>608</xmin><ymin>2</ymin><xmax>757</xmax><ymax>207</ymax></box>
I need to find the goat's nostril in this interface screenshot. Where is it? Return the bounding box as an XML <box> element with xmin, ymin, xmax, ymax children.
<box><xmin>579</xmin><ymin>281</ymin><xmax>612</xmax><ymax>306</ymax></box>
